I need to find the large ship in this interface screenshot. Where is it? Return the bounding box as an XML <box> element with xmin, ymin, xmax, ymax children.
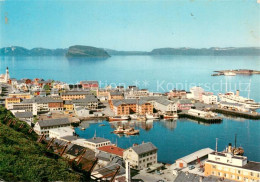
<box><xmin>218</xmin><ymin>91</ymin><xmax>260</xmax><ymax>110</ymax></box>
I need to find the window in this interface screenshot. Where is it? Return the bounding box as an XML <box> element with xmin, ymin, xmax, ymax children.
<box><xmin>212</xmin><ymin>165</ymin><xmax>216</xmax><ymax>169</ymax></box>
<box><xmin>238</xmin><ymin>170</ymin><xmax>241</xmax><ymax>174</ymax></box>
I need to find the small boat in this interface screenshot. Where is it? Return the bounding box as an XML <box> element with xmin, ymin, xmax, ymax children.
<box><xmin>113</xmin><ymin>126</ymin><xmax>125</xmax><ymax>134</ymax></box>
<box><xmin>164</xmin><ymin>114</ymin><xmax>178</xmax><ymax>119</ymax></box>
<box><xmin>80</xmin><ymin>127</ymin><xmax>85</xmax><ymax>130</ymax></box>
<box><xmin>109</xmin><ymin>116</ymin><xmax>129</xmax><ymax>122</ymax></box>
<box><xmin>146</xmin><ymin>113</ymin><xmax>159</xmax><ymax>120</ymax></box>
<box><xmin>130</xmin><ymin>114</ymin><xmax>138</xmax><ymax>120</ymax></box>
<box><xmin>124</xmin><ymin>128</ymin><xmax>139</xmax><ymax>135</ymax></box>
<box><xmin>99</xmin><ymin>124</ymin><xmax>105</xmax><ymax>127</ymax></box>
<box><xmin>224</xmin><ymin>71</ymin><xmax>236</xmax><ymax>76</ymax></box>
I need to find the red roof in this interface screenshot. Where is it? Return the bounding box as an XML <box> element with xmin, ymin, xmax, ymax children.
<box><xmin>97</xmin><ymin>145</ymin><xmax>124</xmax><ymax>157</ymax></box>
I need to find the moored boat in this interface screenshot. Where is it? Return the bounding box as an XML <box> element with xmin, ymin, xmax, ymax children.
<box><xmin>164</xmin><ymin>113</ymin><xmax>178</xmax><ymax>119</ymax></box>
<box><xmin>124</xmin><ymin>127</ymin><xmax>140</xmax><ymax>135</ymax></box>
<box><xmin>108</xmin><ymin>116</ymin><xmax>129</xmax><ymax>122</ymax></box>
<box><xmin>145</xmin><ymin>113</ymin><xmax>159</xmax><ymax>120</ymax></box>
<box><xmin>224</xmin><ymin>71</ymin><xmax>236</xmax><ymax>76</ymax></box>
<box><xmin>113</xmin><ymin>126</ymin><xmax>125</xmax><ymax>134</ymax></box>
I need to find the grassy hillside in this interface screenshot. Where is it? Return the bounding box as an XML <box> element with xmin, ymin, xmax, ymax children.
<box><xmin>0</xmin><ymin>106</ymin><xmax>81</xmax><ymax>181</ymax></box>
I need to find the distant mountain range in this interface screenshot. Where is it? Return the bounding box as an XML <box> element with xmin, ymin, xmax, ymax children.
<box><xmin>1</xmin><ymin>46</ymin><xmax>260</xmax><ymax>57</ymax></box>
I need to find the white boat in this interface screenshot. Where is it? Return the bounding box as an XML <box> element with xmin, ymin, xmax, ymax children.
<box><xmin>145</xmin><ymin>113</ymin><xmax>159</xmax><ymax>120</ymax></box>
<box><xmin>224</xmin><ymin>72</ymin><xmax>236</xmax><ymax>76</ymax></box>
<box><xmin>109</xmin><ymin>116</ymin><xmax>129</xmax><ymax>122</ymax></box>
<box><xmin>218</xmin><ymin>92</ymin><xmax>260</xmax><ymax>110</ymax></box>
<box><xmin>130</xmin><ymin>114</ymin><xmax>138</xmax><ymax>120</ymax></box>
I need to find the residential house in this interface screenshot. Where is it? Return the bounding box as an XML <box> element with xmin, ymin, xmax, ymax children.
<box><xmin>14</xmin><ymin>111</ymin><xmax>33</xmax><ymax>122</ymax></box>
<box><xmin>33</xmin><ymin>118</ymin><xmax>71</xmax><ymax>136</ymax></box>
<box><xmin>123</xmin><ymin>142</ymin><xmax>157</xmax><ymax>170</ymax></box>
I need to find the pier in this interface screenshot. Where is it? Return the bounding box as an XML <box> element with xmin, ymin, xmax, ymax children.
<box><xmin>211</xmin><ymin>108</ymin><xmax>260</xmax><ymax>120</ymax></box>
<box><xmin>178</xmin><ymin>112</ymin><xmax>222</xmax><ymax>123</ymax></box>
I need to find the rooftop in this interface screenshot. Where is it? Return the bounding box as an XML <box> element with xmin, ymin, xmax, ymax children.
<box><xmin>97</xmin><ymin>145</ymin><xmax>124</xmax><ymax>157</ymax></box>
<box><xmin>131</xmin><ymin>142</ymin><xmax>157</xmax><ymax>155</ymax></box>
<box><xmin>85</xmin><ymin>137</ymin><xmax>110</xmax><ymax>144</ymax></box>
<box><xmin>14</xmin><ymin>111</ymin><xmax>33</xmax><ymax>118</ymax></box>
<box><xmin>177</xmin><ymin>148</ymin><xmax>214</xmax><ymax>164</ymax></box>
<box><xmin>37</xmin><ymin>118</ymin><xmax>70</xmax><ymax>127</ymax></box>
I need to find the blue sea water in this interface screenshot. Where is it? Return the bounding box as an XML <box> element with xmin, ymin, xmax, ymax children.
<box><xmin>0</xmin><ymin>55</ymin><xmax>259</xmax><ymax>163</ymax></box>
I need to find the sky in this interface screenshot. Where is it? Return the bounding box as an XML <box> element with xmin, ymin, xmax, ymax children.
<box><xmin>0</xmin><ymin>0</ymin><xmax>260</xmax><ymax>51</ymax></box>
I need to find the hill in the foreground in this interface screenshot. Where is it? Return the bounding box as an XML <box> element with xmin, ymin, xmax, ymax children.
<box><xmin>0</xmin><ymin>106</ymin><xmax>81</xmax><ymax>181</ymax></box>
<box><xmin>66</xmin><ymin>45</ymin><xmax>110</xmax><ymax>58</ymax></box>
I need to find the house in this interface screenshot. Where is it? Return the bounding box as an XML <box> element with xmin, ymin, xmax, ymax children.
<box><xmin>64</xmin><ymin>100</ymin><xmax>74</xmax><ymax>111</ymax></box>
<box><xmin>72</xmin><ymin>95</ymin><xmax>99</xmax><ymax>110</ymax></box>
<box><xmin>80</xmin><ymin>80</ymin><xmax>99</xmax><ymax>91</ymax></box>
<box><xmin>5</xmin><ymin>97</ymin><xmax>21</xmax><ymax>109</ymax></box>
<box><xmin>83</xmin><ymin>137</ymin><xmax>111</xmax><ymax>151</ymax></box>
<box><xmin>8</xmin><ymin>93</ymin><xmax>32</xmax><ymax>99</ymax></box>
<box><xmin>123</xmin><ymin>142</ymin><xmax>157</xmax><ymax>170</ymax></box>
<box><xmin>96</xmin><ymin>145</ymin><xmax>124</xmax><ymax>159</ymax></box>
<box><xmin>49</xmin><ymin>126</ymin><xmax>75</xmax><ymax>139</ymax></box>
<box><xmin>137</xmin><ymin>100</ymin><xmax>153</xmax><ymax>115</ymax></box>
<box><xmin>153</xmin><ymin>98</ymin><xmax>177</xmax><ymax>114</ymax></box>
<box><xmin>14</xmin><ymin>111</ymin><xmax>33</xmax><ymax>122</ymax></box>
<box><xmin>33</xmin><ymin>118</ymin><xmax>71</xmax><ymax>136</ymax></box>
<box><xmin>9</xmin><ymin>102</ymin><xmax>37</xmax><ymax>115</ymax></box>
<box><xmin>202</xmin><ymin>92</ymin><xmax>218</xmax><ymax>104</ymax></box>
<box><xmin>176</xmin><ymin>148</ymin><xmax>214</xmax><ymax>168</ymax></box>
<box><xmin>61</xmin><ymin>91</ymin><xmax>93</xmax><ymax>100</ymax></box>
<box><xmin>109</xmin><ymin>91</ymin><xmax>124</xmax><ymax>100</ymax></box>
<box><xmin>190</xmin><ymin>86</ymin><xmax>205</xmax><ymax>101</ymax></box>
<box><xmin>204</xmin><ymin>152</ymin><xmax>260</xmax><ymax>181</ymax></box>
<box><xmin>74</xmin><ymin>106</ymin><xmax>90</xmax><ymax>117</ymax></box>
<box><xmin>167</xmin><ymin>89</ymin><xmax>187</xmax><ymax>99</ymax></box>
<box><xmin>177</xmin><ymin>99</ymin><xmax>194</xmax><ymax>110</ymax></box>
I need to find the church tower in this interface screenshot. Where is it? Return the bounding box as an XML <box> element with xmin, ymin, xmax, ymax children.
<box><xmin>4</xmin><ymin>67</ymin><xmax>10</xmax><ymax>83</ymax></box>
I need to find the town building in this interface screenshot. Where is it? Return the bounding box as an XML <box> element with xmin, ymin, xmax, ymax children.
<box><xmin>9</xmin><ymin>102</ymin><xmax>37</xmax><ymax>115</ymax></box>
<box><xmin>96</xmin><ymin>145</ymin><xmax>124</xmax><ymax>159</ymax></box>
<box><xmin>123</xmin><ymin>142</ymin><xmax>157</xmax><ymax>170</ymax></box>
<box><xmin>80</xmin><ymin>80</ymin><xmax>99</xmax><ymax>90</ymax></box>
<box><xmin>33</xmin><ymin>118</ymin><xmax>71</xmax><ymax>136</ymax></box>
<box><xmin>177</xmin><ymin>99</ymin><xmax>194</xmax><ymax>110</ymax></box>
<box><xmin>153</xmin><ymin>99</ymin><xmax>177</xmax><ymax>114</ymax></box>
<box><xmin>5</xmin><ymin>97</ymin><xmax>21</xmax><ymax>109</ymax></box>
<box><xmin>109</xmin><ymin>91</ymin><xmax>124</xmax><ymax>100</ymax></box>
<box><xmin>61</xmin><ymin>91</ymin><xmax>93</xmax><ymax>100</ymax></box>
<box><xmin>64</xmin><ymin>100</ymin><xmax>74</xmax><ymax>111</ymax></box>
<box><xmin>167</xmin><ymin>89</ymin><xmax>187</xmax><ymax>99</ymax></box>
<box><xmin>0</xmin><ymin>67</ymin><xmax>10</xmax><ymax>83</ymax></box>
<box><xmin>202</xmin><ymin>92</ymin><xmax>218</xmax><ymax>104</ymax></box>
<box><xmin>49</xmin><ymin>126</ymin><xmax>74</xmax><ymax>139</ymax></box>
<box><xmin>8</xmin><ymin>92</ymin><xmax>32</xmax><ymax>99</ymax></box>
<box><xmin>204</xmin><ymin>152</ymin><xmax>260</xmax><ymax>182</ymax></box>
<box><xmin>190</xmin><ymin>86</ymin><xmax>205</xmax><ymax>101</ymax></box>
<box><xmin>83</xmin><ymin>137</ymin><xmax>111</xmax><ymax>151</ymax></box>
<box><xmin>14</xmin><ymin>111</ymin><xmax>33</xmax><ymax>122</ymax></box>
<box><xmin>175</xmin><ymin>148</ymin><xmax>214</xmax><ymax>168</ymax></box>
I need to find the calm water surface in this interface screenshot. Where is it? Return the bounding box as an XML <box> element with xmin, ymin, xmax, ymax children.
<box><xmin>0</xmin><ymin>55</ymin><xmax>259</xmax><ymax>163</ymax></box>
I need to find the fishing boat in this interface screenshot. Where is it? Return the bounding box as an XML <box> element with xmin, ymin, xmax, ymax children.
<box><xmin>113</xmin><ymin>126</ymin><xmax>125</xmax><ymax>134</ymax></box>
<box><xmin>130</xmin><ymin>114</ymin><xmax>138</xmax><ymax>120</ymax></box>
<box><xmin>164</xmin><ymin>113</ymin><xmax>178</xmax><ymax>119</ymax></box>
<box><xmin>99</xmin><ymin>124</ymin><xmax>105</xmax><ymax>127</ymax></box>
<box><xmin>124</xmin><ymin>127</ymin><xmax>139</xmax><ymax>135</ymax></box>
<box><xmin>80</xmin><ymin>127</ymin><xmax>85</xmax><ymax>130</ymax></box>
<box><xmin>145</xmin><ymin>113</ymin><xmax>159</xmax><ymax>120</ymax></box>
<box><xmin>224</xmin><ymin>71</ymin><xmax>236</xmax><ymax>76</ymax></box>
<box><xmin>108</xmin><ymin>116</ymin><xmax>129</xmax><ymax>122</ymax></box>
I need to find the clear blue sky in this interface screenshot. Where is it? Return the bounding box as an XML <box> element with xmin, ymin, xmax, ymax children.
<box><xmin>0</xmin><ymin>0</ymin><xmax>259</xmax><ymax>51</ymax></box>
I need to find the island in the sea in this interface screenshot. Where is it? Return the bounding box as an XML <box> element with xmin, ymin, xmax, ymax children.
<box><xmin>1</xmin><ymin>46</ymin><xmax>260</xmax><ymax>57</ymax></box>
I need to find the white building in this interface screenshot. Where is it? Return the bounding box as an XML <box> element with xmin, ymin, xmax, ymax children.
<box><xmin>74</xmin><ymin>106</ymin><xmax>91</xmax><ymax>117</ymax></box>
<box><xmin>176</xmin><ymin>148</ymin><xmax>214</xmax><ymax>168</ymax></box>
<box><xmin>202</xmin><ymin>93</ymin><xmax>218</xmax><ymax>104</ymax></box>
<box><xmin>49</xmin><ymin>127</ymin><xmax>74</xmax><ymax>139</ymax></box>
<box><xmin>0</xmin><ymin>67</ymin><xmax>10</xmax><ymax>83</ymax></box>
<box><xmin>9</xmin><ymin>102</ymin><xmax>37</xmax><ymax>115</ymax></box>
<box><xmin>153</xmin><ymin>99</ymin><xmax>178</xmax><ymax>113</ymax></box>
<box><xmin>190</xmin><ymin>86</ymin><xmax>205</xmax><ymax>101</ymax></box>
<box><xmin>34</xmin><ymin>118</ymin><xmax>71</xmax><ymax>136</ymax></box>
<box><xmin>83</xmin><ymin>137</ymin><xmax>111</xmax><ymax>151</ymax></box>
<box><xmin>123</xmin><ymin>142</ymin><xmax>158</xmax><ymax>170</ymax></box>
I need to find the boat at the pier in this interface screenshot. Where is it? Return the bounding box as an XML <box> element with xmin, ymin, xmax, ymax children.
<box><xmin>124</xmin><ymin>127</ymin><xmax>140</xmax><ymax>135</ymax></box>
<box><xmin>113</xmin><ymin>126</ymin><xmax>125</xmax><ymax>134</ymax></box>
<box><xmin>145</xmin><ymin>113</ymin><xmax>159</xmax><ymax>120</ymax></box>
<box><xmin>224</xmin><ymin>71</ymin><xmax>236</xmax><ymax>76</ymax></box>
<box><xmin>218</xmin><ymin>92</ymin><xmax>260</xmax><ymax>110</ymax></box>
<box><xmin>163</xmin><ymin>113</ymin><xmax>178</xmax><ymax>119</ymax></box>
<box><xmin>108</xmin><ymin>116</ymin><xmax>129</xmax><ymax>122</ymax></box>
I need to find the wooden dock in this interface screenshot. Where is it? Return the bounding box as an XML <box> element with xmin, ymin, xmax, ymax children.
<box><xmin>178</xmin><ymin>113</ymin><xmax>222</xmax><ymax>123</ymax></box>
<box><xmin>211</xmin><ymin>108</ymin><xmax>260</xmax><ymax>120</ymax></box>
